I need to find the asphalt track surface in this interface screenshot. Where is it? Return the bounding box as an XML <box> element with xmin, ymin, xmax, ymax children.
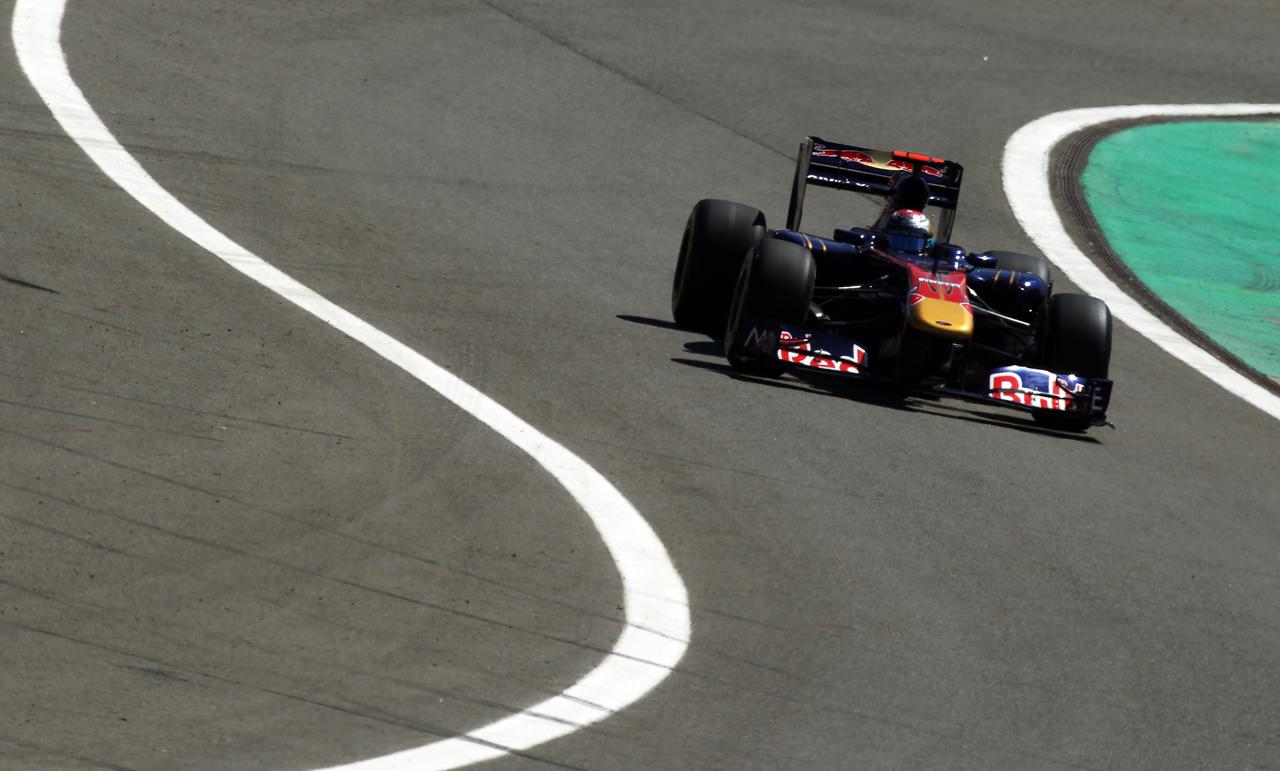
<box><xmin>2</xmin><ymin>1</ymin><xmax>1278</xmax><ymax>769</ymax></box>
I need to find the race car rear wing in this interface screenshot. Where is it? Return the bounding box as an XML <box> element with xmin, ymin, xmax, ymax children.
<box><xmin>785</xmin><ymin>136</ymin><xmax>964</xmax><ymax>242</ymax></box>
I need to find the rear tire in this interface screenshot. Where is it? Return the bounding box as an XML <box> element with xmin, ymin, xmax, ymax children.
<box><xmin>725</xmin><ymin>239</ymin><xmax>815</xmax><ymax>376</ymax></box>
<box><xmin>1034</xmin><ymin>292</ymin><xmax>1112</xmax><ymax>431</ymax></box>
<box><xmin>672</xmin><ymin>199</ymin><xmax>766</xmax><ymax>334</ymax></box>
<box><xmin>987</xmin><ymin>250</ymin><xmax>1053</xmax><ymax>287</ymax></box>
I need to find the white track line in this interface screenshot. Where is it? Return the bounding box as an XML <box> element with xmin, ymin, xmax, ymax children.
<box><xmin>1004</xmin><ymin>104</ymin><xmax>1280</xmax><ymax>422</ymax></box>
<box><xmin>12</xmin><ymin>2</ymin><xmax>690</xmax><ymax>768</ymax></box>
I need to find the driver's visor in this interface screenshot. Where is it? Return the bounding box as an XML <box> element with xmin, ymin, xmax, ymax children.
<box><xmin>885</xmin><ymin>232</ymin><xmax>931</xmax><ymax>253</ymax></box>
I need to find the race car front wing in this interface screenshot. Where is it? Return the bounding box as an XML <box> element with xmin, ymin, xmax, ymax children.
<box><xmin>737</xmin><ymin>320</ymin><xmax>1113</xmax><ymax>426</ymax></box>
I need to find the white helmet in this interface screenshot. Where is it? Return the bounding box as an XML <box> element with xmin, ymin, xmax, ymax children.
<box><xmin>882</xmin><ymin>209</ymin><xmax>933</xmax><ymax>253</ymax></box>
<box><xmin>889</xmin><ymin>208</ymin><xmax>930</xmax><ymax>233</ymax></box>
<box><xmin>887</xmin><ymin>208</ymin><xmax>929</xmax><ymax>232</ymax></box>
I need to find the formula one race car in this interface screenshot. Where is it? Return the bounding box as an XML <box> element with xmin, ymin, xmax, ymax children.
<box><xmin>671</xmin><ymin>136</ymin><xmax>1113</xmax><ymax>430</ymax></box>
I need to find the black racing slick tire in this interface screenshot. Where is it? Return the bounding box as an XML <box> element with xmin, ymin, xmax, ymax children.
<box><xmin>725</xmin><ymin>239</ymin><xmax>815</xmax><ymax>376</ymax></box>
<box><xmin>1035</xmin><ymin>292</ymin><xmax>1112</xmax><ymax>431</ymax></box>
<box><xmin>987</xmin><ymin>250</ymin><xmax>1053</xmax><ymax>287</ymax></box>
<box><xmin>672</xmin><ymin>199</ymin><xmax>766</xmax><ymax>334</ymax></box>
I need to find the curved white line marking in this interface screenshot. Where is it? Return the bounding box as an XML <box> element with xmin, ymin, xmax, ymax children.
<box><xmin>1004</xmin><ymin>104</ymin><xmax>1280</xmax><ymax>422</ymax></box>
<box><xmin>12</xmin><ymin>2</ymin><xmax>690</xmax><ymax>768</ymax></box>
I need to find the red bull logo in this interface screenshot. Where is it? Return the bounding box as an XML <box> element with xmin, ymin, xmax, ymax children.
<box><xmin>778</xmin><ymin>330</ymin><xmax>865</xmax><ymax>373</ymax></box>
<box><xmin>913</xmin><ymin>275</ymin><xmax>968</xmax><ymax>301</ymax></box>
<box><xmin>988</xmin><ymin>369</ymin><xmax>1070</xmax><ymax>411</ymax></box>
<box><xmin>886</xmin><ymin>159</ymin><xmax>946</xmax><ymax>177</ymax></box>
<box><xmin>814</xmin><ymin>147</ymin><xmax>875</xmax><ymax>165</ymax></box>
<box><xmin>908</xmin><ymin>265</ymin><xmax>970</xmax><ymax>304</ymax></box>
<box><xmin>813</xmin><ymin>146</ymin><xmax>944</xmax><ymax>177</ymax></box>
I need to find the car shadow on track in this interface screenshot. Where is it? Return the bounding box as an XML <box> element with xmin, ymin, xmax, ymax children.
<box><xmin>681</xmin><ymin>340</ymin><xmax>722</xmax><ymax>357</ymax></box>
<box><xmin>616</xmin><ymin>314</ymin><xmax>684</xmax><ymax>331</ymax></box>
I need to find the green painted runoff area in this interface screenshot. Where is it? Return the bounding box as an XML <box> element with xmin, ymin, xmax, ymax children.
<box><xmin>1082</xmin><ymin>120</ymin><xmax>1280</xmax><ymax>378</ymax></box>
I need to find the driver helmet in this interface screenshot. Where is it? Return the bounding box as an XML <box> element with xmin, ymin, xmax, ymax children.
<box><xmin>883</xmin><ymin>208</ymin><xmax>933</xmax><ymax>252</ymax></box>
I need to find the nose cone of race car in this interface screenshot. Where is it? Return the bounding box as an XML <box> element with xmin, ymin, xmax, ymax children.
<box><xmin>908</xmin><ymin>297</ymin><xmax>974</xmax><ymax>338</ymax></box>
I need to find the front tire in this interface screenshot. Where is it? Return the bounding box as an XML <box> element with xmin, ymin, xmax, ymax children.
<box><xmin>724</xmin><ymin>239</ymin><xmax>816</xmax><ymax>376</ymax></box>
<box><xmin>1034</xmin><ymin>292</ymin><xmax>1112</xmax><ymax>431</ymax></box>
<box><xmin>672</xmin><ymin>199</ymin><xmax>766</xmax><ymax>334</ymax></box>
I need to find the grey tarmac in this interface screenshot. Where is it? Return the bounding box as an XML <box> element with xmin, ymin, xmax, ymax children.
<box><xmin>0</xmin><ymin>1</ymin><xmax>1277</xmax><ymax>769</ymax></box>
